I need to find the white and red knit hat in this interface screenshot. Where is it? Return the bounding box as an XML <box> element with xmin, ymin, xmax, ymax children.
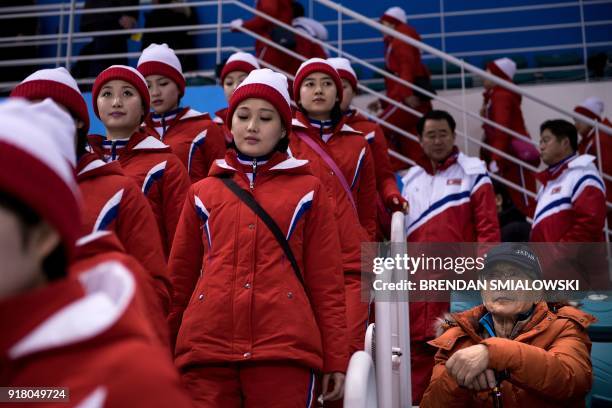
<box><xmin>380</xmin><ymin>6</ymin><xmax>407</xmax><ymax>26</ymax></box>
<box><xmin>10</xmin><ymin>67</ymin><xmax>89</xmax><ymax>135</ymax></box>
<box><xmin>293</xmin><ymin>17</ymin><xmax>329</xmax><ymax>41</ymax></box>
<box><xmin>0</xmin><ymin>98</ymin><xmax>80</xmax><ymax>258</ymax></box>
<box><xmin>327</xmin><ymin>57</ymin><xmax>358</xmax><ymax>91</ymax></box>
<box><xmin>92</xmin><ymin>65</ymin><xmax>150</xmax><ymax>118</ymax></box>
<box><xmin>220</xmin><ymin>52</ymin><xmax>260</xmax><ymax>83</ymax></box>
<box><xmin>487</xmin><ymin>57</ymin><xmax>517</xmax><ymax>81</ymax></box>
<box><xmin>574</xmin><ymin>96</ymin><xmax>604</xmax><ymax>121</ymax></box>
<box><xmin>293</xmin><ymin>58</ymin><xmax>343</xmax><ymax>105</ymax></box>
<box><xmin>137</xmin><ymin>43</ymin><xmax>186</xmax><ymax>96</ymax></box>
<box><xmin>227</xmin><ymin>68</ymin><xmax>292</xmax><ymax>131</ymax></box>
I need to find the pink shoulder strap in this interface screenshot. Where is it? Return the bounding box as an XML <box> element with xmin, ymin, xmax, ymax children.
<box><xmin>294</xmin><ymin>131</ymin><xmax>358</xmax><ymax>213</ymax></box>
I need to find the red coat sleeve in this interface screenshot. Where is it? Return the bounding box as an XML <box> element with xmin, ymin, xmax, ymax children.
<box><xmin>119</xmin><ymin>253</ymin><xmax>170</xmax><ymax>347</ymax></box>
<box><xmin>161</xmin><ymin>156</ymin><xmax>191</xmax><ymax>255</ymax></box>
<box><xmin>470</xmin><ymin>177</ymin><xmax>501</xmax><ymax>242</ymax></box>
<box><xmin>561</xmin><ymin>185</ymin><xmax>606</xmax><ymax>242</ymax></box>
<box><xmin>242</xmin><ymin>0</ymin><xmax>278</xmax><ymax>34</ymax></box>
<box><xmin>355</xmin><ymin>145</ymin><xmax>378</xmax><ymax>240</ymax></box>
<box><xmin>487</xmin><ymin>92</ymin><xmax>514</xmax><ymax>163</ymax></box>
<box><xmin>196</xmin><ymin>123</ymin><xmax>226</xmax><ymax>181</ymax></box>
<box><xmin>116</xmin><ymin>180</ymin><xmax>171</xmax><ymax>317</ymax></box>
<box><xmin>390</xmin><ymin>40</ymin><xmax>417</xmax><ymax>101</ymax></box>
<box><xmin>368</xmin><ymin>125</ymin><xmax>401</xmax><ymax>202</ymax></box>
<box><xmin>303</xmin><ymin>183</ymin><xmax>349</xmax><ymax>373</ymax></box>
<box><xmin>103</xmin><ymin>344</ymin><xmax>193</xmax><ymax>407</ymax></box>
<box><xmin>167</xmin><ymin>187</ymin><xmax>205</xmax><ymax>345</ymax></box>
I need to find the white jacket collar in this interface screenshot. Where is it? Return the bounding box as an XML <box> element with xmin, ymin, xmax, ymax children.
<box><xmin>180</xmin><ymin>108</ymin><xmax>205</xmax><ymax>121</ymax></box>
<box><xmin>133</xmin><ymin>136</ymin><xmax>169</xmax><ymax>150</ymax></box>
<box><xmin>214</xmin><ymin>159</ymin><xmax>237</xmax><ymax>171</ymax></box>
<box><xmin>77</xmin><ymin>159</ymin><xmax>107</xmax><ymax>176</ymax></box>
<box><xmin>568</xmin><ymin>154</ymin><xmax>596</xmax><ymax>168</ymax></box>
<box><xmin>269</xmin><ymin>157</ymin><xmax>309</xmax><ymax>171</ymax></box>
<box><xmin>9</xmin><ymin>262</ymin><xmax>135</xmax><ymax>359</ymax></box>
<box><xmin>292</xmin><ymin>117</ymin><xmax>309</xmax><ymax>129</ymax></box>
<box><xmin>456</xmin><ymin>152</ymin><xmax>487</xmax><ymax>175</ymax></box>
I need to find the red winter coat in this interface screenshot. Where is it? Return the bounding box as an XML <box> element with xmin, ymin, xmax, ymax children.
<box><xmin>77</xmin><ymin>152</ymin><xmax>170</xmax><ymax>316</ymax></box>
<box><xmin>242</xmin><ymin>0</ymin><xmax>294</xmax><ymax>75</ymax></box>
<box><xmin>70</xmin><ymin>231</ymin><xmax>169</xmax><ymax>347</ymax></box>
<box><xmin>578</xmin><ymin>117</ymin><xmax>612</xmax><ymax>231</ymax></box>
<box><xmin>213</xmin><ymin>107</ymin><xmax>233</xmax><ymax>145</ymax></box>
<box><xmin>346</xmin><ymin>110</ymin><xmax>399</xmax><ymax>205</ymax></box>
<box><xmin>169</xmin><ymin>150</ymin><xmax>348</xmax><ymax>374</ymax></box>
<box><xmin>88</xmin><ymin>131</ymin><xmax>191</xmax><ymax>257</ymax></box>
<box><xmin>0</xmin><ymin>262</ymin><xmax>192</xmax><ymax>408</ymax></box>
<box><xmin>290</xmin><ymin>112</ymin><xmax>377</xmax><ymax>245</ymax></box>
<box><xmin>346</xmin><ymin>110</ymin><xmax>401</xmax><ymax>239</ymax></box>
<box><xmin>384</xmin><ymin>22</ymin><xmax>428</xmax><ymax>102</ymax></box>
<box><xmin>482</xmin><ymin>86</ymin><xmax>538</xmax><ymax>217</ymax></box>
<box><xmin>144</xmin><ymin>107</ymin><xmax>226</xmax><ymax>183</ymax></box>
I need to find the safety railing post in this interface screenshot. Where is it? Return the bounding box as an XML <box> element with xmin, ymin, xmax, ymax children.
<box><xmin>65</xmin><ymin>0</ymin><xmax>77</xmax><ymax>69</ymax></box>
<box><xmin>439</xmin><ymin>0</ymin><xmax>447</xmax><ymax>90</ymax></box>
<box><xmin>216</xmin><ymin>0</ymin><xmax>222</xmax><ymax>67</ymax></box>
<box><xmin>460</xmin><ymin>61</ymin><xmax>468</xmax><ymax>153</ymax></box>
<box><xmin>578</xmin><ymin>0</ymin><xmax>589</xmax><ymax>81</ymax></box>
<box><xmin>56</xmin><ymin>3</ymin><xmax>65</xmax><ymax>68</ymax></box>
<box><xmin>338</xmin><ymin>7</ymin><xmax>343</xmax><ymax>57</ymax></box>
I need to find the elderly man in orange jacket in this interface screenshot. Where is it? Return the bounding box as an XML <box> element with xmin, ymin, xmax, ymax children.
<box><xmin>422</xmin><ymin>243</ymin><xmax>594</xmax><ymax>408</ymax></box>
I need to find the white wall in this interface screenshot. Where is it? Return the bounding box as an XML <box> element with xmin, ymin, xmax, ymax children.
<box><xmin>354</xmin><ymin>80</ymin><xmax>612</xmax><ymax>159</ymax></box>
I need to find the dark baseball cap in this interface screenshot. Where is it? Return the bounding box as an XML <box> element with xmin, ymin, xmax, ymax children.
<box><xmin>482</xmin><ymin>243</ymin><xmax>542</xmax><ymax>279</ymax></box>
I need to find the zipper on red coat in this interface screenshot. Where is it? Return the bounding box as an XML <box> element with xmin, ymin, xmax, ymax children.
<box><xmin>250</xmin><ymin>157</ymin><xmax>257</xmax><ymax>190</ymax></box>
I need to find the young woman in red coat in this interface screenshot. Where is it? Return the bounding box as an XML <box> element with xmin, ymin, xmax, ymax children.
<box><xmin>168</xmin><ymin>68</ymin><xmax>348</xmax><ymax>407</ymax></box>
<box><xmin>289</xmin><ymin>58</ymin><xmax>378</xmax><ymax>363</ymax></box>
<box><xmin>214</xmin><ymin>51</ymin><xmax>261</xmax><ymax>145</ymax></box>
<box><xmin>10</xmin><ymin>67</ymin><xmax>171</xmax><ymax>330</ymax></box>
<box><xmin>328</xmin><ymin>56</ymin><xmax>407</xmax><ymax>239</ymax></box>
<box><xmin>138</xmin><ymin>43</ymin><xmax>226</xmax><ymax>183</ymax></box>
<box><xmin>88</xmin><ymin>65</ymin><xmax>191</xmax><ymax>258</ymax></box>
<box><xmin>481</xmin><ymin>57</ymin><xmax>539</xmax><ymax>217</ymax></box>
<box><xmin>0</xmin><ymin>99</ymin><xmax>192</xmax><ymax>407</ymax></box>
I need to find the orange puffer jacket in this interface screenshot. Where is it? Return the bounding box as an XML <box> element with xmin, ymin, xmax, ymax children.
<box><xmin>421</xmin><ymin>301</ymin><xmax>595</xmax><ymax>408</ymax></box>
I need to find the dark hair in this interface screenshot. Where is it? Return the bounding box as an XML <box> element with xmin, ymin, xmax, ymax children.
<box><xmin>215</xmin><ymin>58</ymin><xmax>229</xmax><ymax>80</ymax></box>
<box><xmin>540</xmin><ymin>119</ymin><xmax>578</xmax><ymax>151</ymax></box>
<box><xmin>0</xmin><ymin>190</ymin><xmax>67</xmax><ymax>281</ymax></box>
<box><xmin>292</xmin><ymin>1</ymin><xmax>305</xmax><ymax>18</ymax></box>
<box><xmin>416</xmin><ymin>109</ymin><xmax>456</xmax><ymax>136</ymax></box>
<box><xmin>76</xmin><ymin>129</ymin><xmax>89</xmax><ymax>157</ymax></box>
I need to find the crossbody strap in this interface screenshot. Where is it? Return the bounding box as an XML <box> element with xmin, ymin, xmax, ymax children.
<box><xmin>219</xmin><ymin>177</ymin><xmax>305</xmax><ymax>288</ymax></box>
<box><xmin>294</xmin><ymin>131</ymin><xmax>358</xmax><ymax>213</ymax></box>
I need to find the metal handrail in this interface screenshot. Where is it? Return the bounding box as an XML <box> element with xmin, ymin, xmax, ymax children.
<box><xmin>361</xmin><ymin>41</ymin><xmax>612</xmax><ymax>63</ymax></box>
<box><xmin>312</xmin><ymin>0</ymin><xmax>609</xmax><ymax>25</ymax></box>
<box><xmin>0</xmin><ymin>1</ymin><xmax>217</xmax><ymax>20</ymax></box>
<box><xmin>0</xmin><ymin>22</ymin><xmax>221</xmax><ymax>45</ymax></box>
